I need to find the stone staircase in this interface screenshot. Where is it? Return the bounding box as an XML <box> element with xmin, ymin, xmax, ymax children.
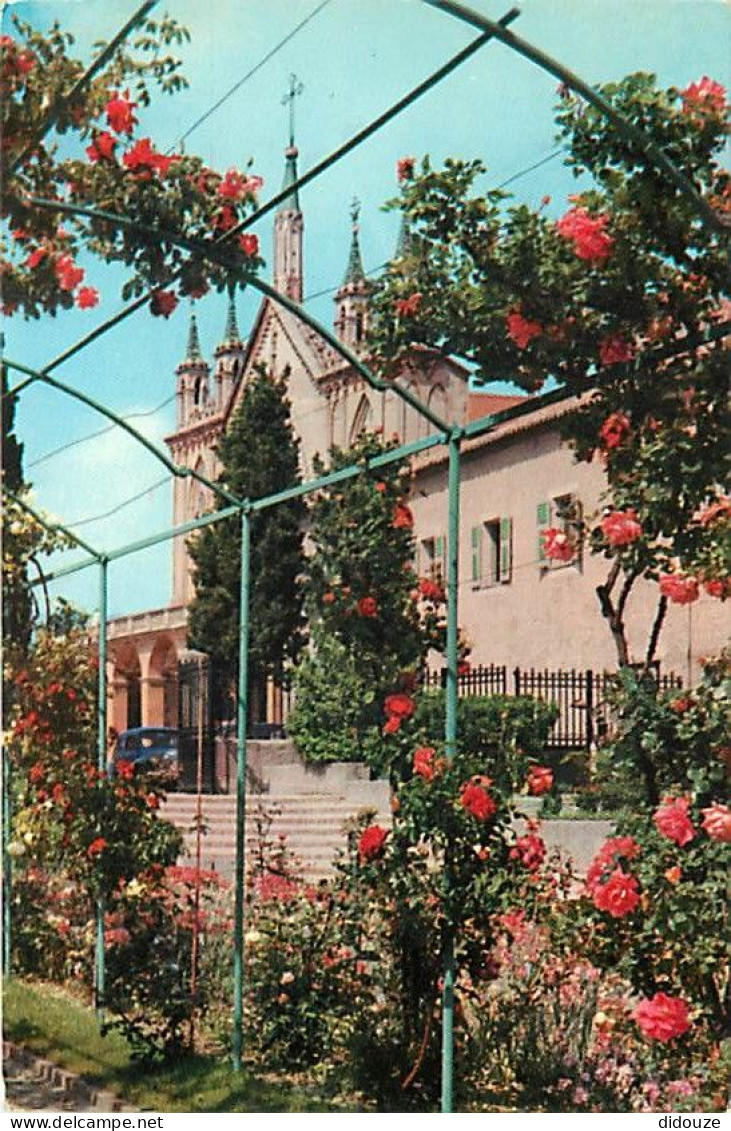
<box><xmin>159</xmin><ymin>743</ymin><xmax>611</xmax><ymax>882</ymax></box>
<box><xmin>161</xmin><ymin>782</ymin><xmax>391</xmax><ymax>881</ymax></box>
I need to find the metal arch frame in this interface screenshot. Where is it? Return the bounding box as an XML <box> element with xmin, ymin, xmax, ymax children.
<box><xmin>3</xmin><ymin>0</ymin><xmax>727</xmax><ymax>1110</ymax></box>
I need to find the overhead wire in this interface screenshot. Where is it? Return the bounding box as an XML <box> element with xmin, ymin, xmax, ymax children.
<box><xmin>66</xmin><ymin>475</ymin><xmax>170</xmax><ymax>528</ymax></box>
<box><xmin>28</xmin><ymin>394</ymin><xmax>175</xmax><ymax>469</ymax></box>
<box><xmin>169</xmin><ymin>0</ymin><xmax>334</xmax><ymax>150</ymax></box>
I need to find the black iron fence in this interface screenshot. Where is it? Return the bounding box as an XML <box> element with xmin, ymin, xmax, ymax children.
<box><xmin>423</xmin><ymin>664</ymin><xmax>683</xmax><ymax>751</ymax></box>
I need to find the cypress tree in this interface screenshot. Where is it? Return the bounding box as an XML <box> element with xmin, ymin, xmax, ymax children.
<box><xmin>187</xmin><ymin>367</ymin><xmax>305</xmax><ymax>725</ymax></box>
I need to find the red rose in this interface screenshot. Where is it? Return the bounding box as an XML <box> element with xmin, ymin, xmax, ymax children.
<box><xmin>669</xmin><ymin>697</ymin><xmax>694</xmax><ymax>714</ymax></box>
<box><xmin>123</xmin><ymin>138</ymin><xmax>174</xmax><ymax>177</ymax></box>
<box><xmin>556</xmin><ymin>207</ymin><xmax>613</xmax><ymax>263</ymax></box>
<box><xmin>700</xmin><ymin>802</ymin><xmax>731</xmax><ymax>843</ymax></box>
<box><xmin>384</xmin><ymin>693</ymin><xmax>414</xmax><ymax>720</ymax></box>
<box><xmin>681</xmin><ymin>76</ymin><xmax>726</xmax><ymax>116</ymax></box>
<box><xmin>659</xmin><ymin>574</ymin><xmax>699</xmax><ymax>605</ymax></box>
<box><xmin>460</xmin><ymin>782</ymin><xmax>497</xmax><ymax>821</ymax></box>
<box><xmin>357</xmin><ymin>595</ymin><xmax>378</xmax><ymax>618</ymax></box>
<box><xmin>218</xmin><ymin>169</ymin><xmax>248</xmax><ymax>200</ymax></box>
<box><xmin>86</xmin><ymin>131</ymin><xmax>117</xmax><ymax>163</ymax></box>
<box><xmin>29</xmin><ymin>762</ymin><xmax>44</xmax><ymax>784</ymax></box>
<box><xmin>591</xmin><ymin>867</ymin><xmax>640</xmax><ymax>918</ymax></box>
<box><xmin>76</xmin><ymin>286</ymin><xmax>99</xmax><ymax>310</ymax></box>
<box><xmin>586</xmin><ymin>836</ymin><xmax>640</xmax><ymax>896</ymax></box>
<box><xmin>653</xmin><ymin>797</ymin><xmax>695</xmax><ymax>847</ymax></box>
<box><xmin>150</xmin><ymin>289</ymin><xmax>179</xmax><ymax>319</ymax></box>
<box><xmin>54</xmin><ymin>255</ymin><xmax>84</xmax><ymax>292</ymax></box>
<box><xmin>106</xmin><ymin>90</ymin><xmax>137</xmax><ymax>135</ymax></box>
<box><xmin>601</xmin><ymin>509</ymin><xmax>642</xmax><ymax>547</ymax></box>
<box><xmin>116</xmin><ymin>759</ymin><xmax>135</xmax><ymax>781</ymax></box>
<box><xmin>382</xmin><ymin>715</ymin><xmax>401</xmax><ymax>735</ymax></box>
<box><xmin>238</xmin><ymin>233</ymin><xmax>259</xmax><ymax>258</ymax></box>
<box><xmin>213</xmin><ymin>205</ymin><xmax>238</xmax><ymax>232</ymax></box>
<box><xmin>322</xmin><ymin>591</ymin><xmax>336</xmax><ymax>605</ymax></box>
<box><xmin>358</xmin><ymin>824</ymin><xmax>388</xmax><ymax>862</ymax></box>
<box><xmin>419</xmin><ymin>577</ymin><xmax>444</xmax><ymax>602</ymax></box>
<box><xmin>394</xmin><ymin>292</ymin><xmax>422</xmax><ymax>318</ymax></box>
<box><xmin>599</xmin><ymin>335</ymin><xmax>634</xmax><ymax>367</ymax></box>
<box><xmin>396</xmin><ymin>156</ymin><xmax>415</xmax><ymax>183</ymax></box>
<box><xmin>703</xmin><ymin>578</ymin><xmax>728</xmax><ymax>600</ymax></box>
<box><xmin>25</xmin><ymin>246</ymin><xmax>48</xmax><ymax>269</ymax></box>
<box><xmin>599</xmin><ymin>412</ymin><xmax>631</xmax><ymax>451</ymax></box>
<box><xmin>526</xmin><ymin>765</ymin><xmax>553</xmax><ymax>796</ymax></box>
<box><xmin>87</xmin><ymin>837</ymin><xmax>108</xmax><ymax>858</ymax></box>
<box><xmin>146</xmin><ymin>792</ymin><xmax>160</xmax><ymax>811</ymax></box>
<box><xmin>634</xmin><ymin>993</ymin><xmax>691</xmax><ymax>1043</ymax></box>
<box><xmin>413</xmin><ymin>746</ymin><xmax>438</xmax><ymax>781</ymax></box>
<box><xmin>506</xmin><ymin>311</ymin><xmax>543</xmax><ymax>349</ymax></box>
<box><xmin>697</xmin><ymin>496</ymin><xmax>731</xmax><ymax>527</ymax></box>
<box><xmin>543</xmin><ymin>528</ymin><xmax>575</xmax><ymax>563</ymax></box>
<box><xmin>510</xmin><ymin>833</ymin><xmax>546</xmax><ymax>871</ymax></box>
<box><xmin>392</xmin><ymin>503</ymin><xmax>414</xmax><ymax>529</ymax></box>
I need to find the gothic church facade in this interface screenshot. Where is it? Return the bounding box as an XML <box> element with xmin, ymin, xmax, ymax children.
<box><xmin>106</xmin><ymin>145</ymin><xmax>727</xmax><ymax>735</ymax></box>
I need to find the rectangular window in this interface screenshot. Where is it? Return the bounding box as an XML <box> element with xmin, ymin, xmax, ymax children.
<box><xmin>537</xmin><ymin>493</ymin><xmax>583</xmax><ymax>571</ymax></box>
<box><xmin>419</xmin><ymin>535</ymin><xmax>446</xmax><ymax>581</ymax></box>
<box><xmin>471</xmin><ymin>517</ymin><xmax>513</xmax><ymax>585</ymax></box>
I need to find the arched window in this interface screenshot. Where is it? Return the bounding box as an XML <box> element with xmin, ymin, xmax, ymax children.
<box><xmin>349</xmin><ymin>393</ymin><xmax>372</xmax><ymax>446</ymax></box>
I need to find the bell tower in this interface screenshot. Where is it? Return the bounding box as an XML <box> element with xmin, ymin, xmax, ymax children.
<box><xmin>214</xmin><ymin>287</ymin><xmax>245</xmax><ymax>409</ymax></box>
<box><xmin>334</xmin><ymin>199</ymin><xmax>371</xmax><ymax>351</ymax></box>
<box><xmin>273</xmin><ymin>74</ymin><xmax>304</xmax><ymax>302</ymax></box>
<box><xmin>175</xmin><ymin>309</ymin><xmax>210</xmax><ymax>427</ymax></box>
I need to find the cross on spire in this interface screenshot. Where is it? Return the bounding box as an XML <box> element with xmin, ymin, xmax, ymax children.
<box><xmin>350</xmin><ymin>196</ymin><xmax>361</xmax><ymax>230</ymax></box>
<box><xmin>281</xmin><ymin>73</ymin><xmax>303</xmax><ymax>148</ymax></box>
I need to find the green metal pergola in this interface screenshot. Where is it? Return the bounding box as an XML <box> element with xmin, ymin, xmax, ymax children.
<box><xmin>3</xmin><ymin>0</ymin><xmax>726</xmax><ymax>1112</ymax></box>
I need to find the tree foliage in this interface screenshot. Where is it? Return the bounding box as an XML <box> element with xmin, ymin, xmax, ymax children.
<box><xmin>187</xmin><ymin>369</ymin><xmax>305</xmax><ymax>712</ymax></box>
<box><xmin>370</xmin><ymin>73</ymin><xmax>729</xmax><ymax>668</ymax></box>
<box><xmin>290</xmin><ymin>431</ymin><xmax>449</xmax><ymax>766</ymax></box>
<box><xmin>2</xmin><ymin>13</ymin><xmax>263</xmax><ymax>322</ymax></box>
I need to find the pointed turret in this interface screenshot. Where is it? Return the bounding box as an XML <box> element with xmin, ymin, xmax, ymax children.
<box><xmin>278</xmin><ymin>144</ymin><xmax>301</xmax><ymax>214</ymax></box>
<box><xmin>334</xmin><ymin>199</ymin><xmax>371</xmax><ymax>351</ymax></box>
<box><xmin>176</xmin><ymin>309</ymin><xmax>210</xmax><ymax>426</ymax></box>
<box><xmin>342</xmin><ymin>201</ymin><xmax>366</xmax><ymax>286</ymax></box>
<box><xmin>222</xmin><ymin>288</ymin><xmax>242</xmax><ymax>345</ymax></box>
<box><xmin>274</xmin><ymin>75</ymin><xmax>304</xmax><ymax>302</ymax></box>
<box><xmin>185</xmin><ymin>310</ymin><xmax>202</xmax><ymax>360</ymax></box>
<box><xmin>214</xmin><ymin>286</ymin><xmax>245</xmax><ymax>409</ymax></box>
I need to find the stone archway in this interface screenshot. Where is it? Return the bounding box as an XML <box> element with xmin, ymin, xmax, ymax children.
<box><xmin>110</xmin><ymin>640</ymin><xmax>141</xmax><ymax>734</ymax></box>
<box><xmin>142</xmin><ymin>634</ymin><xmax>179</xmax><ymax>728</ymax></box>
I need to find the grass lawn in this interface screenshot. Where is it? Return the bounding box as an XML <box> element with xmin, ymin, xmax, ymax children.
<box><xmin>3</xmin><ymin>979</ymin><xmax>337</xmax><ymax>1113</ymax></box>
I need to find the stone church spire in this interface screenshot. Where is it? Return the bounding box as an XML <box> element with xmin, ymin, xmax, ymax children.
<box><xmin>334</xmin><ymin>199</ymin><xmax>371</xmax><ymax>351</ymax></box>
<box><xmin>214</xmin><ymin>286</ymin><xmax>245</xmax><ymax>409</ymax></box>
<box><xmin>273</xmin><ymin>75</ymin><xmax>304</xmax><ymax>302</ymax></box>
<box><xmin>176</xmin><ymin>309</ymin><xmax>210</xmax><ymax>426</ymax></box>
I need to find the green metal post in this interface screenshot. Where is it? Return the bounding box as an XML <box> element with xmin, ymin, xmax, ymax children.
<box><xmin>441</xmin><ymin>430</ymin><xmax>462</xmax><ymax>1113</ymax></box>
<box><xmin>232</xmin><ymin>507</ymin><xmax>251</xmax><ymax>1070</ymax></box>
<box><xmin>95</xmin><ymin>558</ymin><xmax>108</xmax><ymax>1023</ymax></box>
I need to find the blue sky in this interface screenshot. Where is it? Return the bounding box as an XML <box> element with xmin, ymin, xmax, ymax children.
<box><xmin>4</xmin><ymin>0</ymin><xmax>729</xmax><ymax>620</ymax></box>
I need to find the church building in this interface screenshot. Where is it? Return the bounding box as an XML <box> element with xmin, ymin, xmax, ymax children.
<box><xmin>106</xmin><ymin>141</ymin><xmax>727</xmax><ymax>739</ymax></box>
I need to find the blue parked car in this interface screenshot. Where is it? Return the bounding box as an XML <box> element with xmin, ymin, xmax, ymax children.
<box><xmin>111</xmin><ymin>726</ymin><xmax>179</xmax><ymax>782</ymax></box>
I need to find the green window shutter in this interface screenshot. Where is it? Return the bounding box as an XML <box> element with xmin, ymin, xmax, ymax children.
<box><xmin>536</xmin><ymin>501</ymin><xmax>550</xmax><ymax>564</ymax></box>
<box><xmin>572</xmin><ymin>498</ymin><xmax>584</xmax><ymax>568</ymax></box>
<box><xmin>499</xmin><ymin>516</ymin><xmax>513</xmax><ymax>582</ymax></box>
<box><xmin>470</xmin><ymin>525</ymin><xmax>482</xmax><ymax>582</ymax></box>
